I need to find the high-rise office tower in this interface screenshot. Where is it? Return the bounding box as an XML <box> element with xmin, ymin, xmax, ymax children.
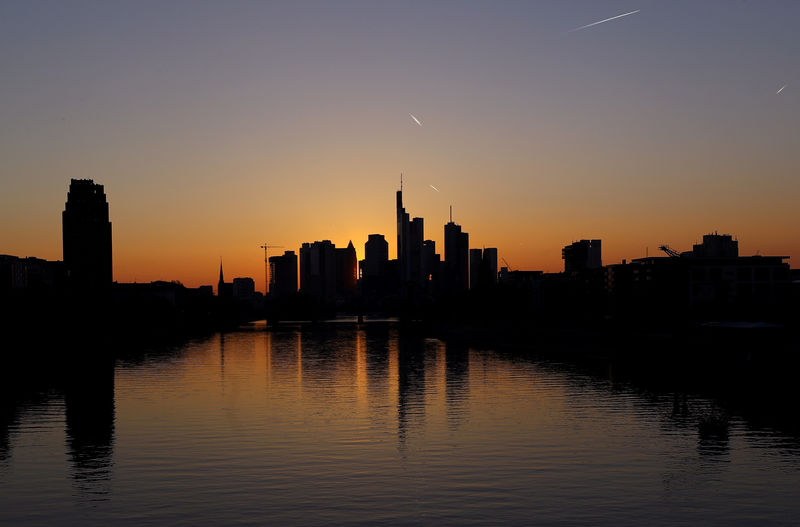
<box><xmin>269</xmin><ymin>250</ymin><xmax>298</xmax><ymax>298</ymax></box>
<box><xmin>62</xmin><ymin>179</ymin><xmax>112</xmax><ymax>290</ymax></box>
<box><xmin>470</xmin><ymin>249</ymin><xmax>483</xmax><ymax>290</ymax></box>
<box><xmin>409</xmin><ymin>217</ymin><xmax>425</xmax><ymax>285</ymax></box>
<box><xmin>482</xmin><ymin>248</ymin><xmax>498</xmax><ymax>285</ymax></box>
<box><xmin>423</xmin><ymin>240</ymin><xmax>440</xmax><ymax>284</ymax></box>
<box><xmin>470</xmin><ymin>248</ymin><xmax>498</xmax><ymax>290</ymax></box>
<box><xmin>444</xmin><ymin>214</ymin><xmax>469</xmax><ymax>292</ymax></box>
<box><xmin>335</xmin><ymin>241</ymin><xmax>358</xmax><ymax>297</ymax></box>
<box><xmin>396</xmin><ymin>184</ymin><xmax>425</xmax><ymax>286</ymax></box>
<box><xmin>363</xmin><ymin>234</ymin><xmax>389</xmax><ymax>278</ymax></box>
<box><xmin>300</xmin><ymin>240</ymin><xmax>337</xmax><ymax>303</ymax></box>
<box><xmin>397</xmin><ymin>187</ymin><xmax>410</xmax><ymax>282</ymax></box>
<box><xmin>361</xmin><ymin>234</ymin><xmax>394</xmax><ymax>298</ymax></box>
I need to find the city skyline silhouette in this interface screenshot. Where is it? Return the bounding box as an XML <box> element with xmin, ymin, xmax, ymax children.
<box><xmin>1</xmin><ymin>176</ymin><xmax>793</xmax><ymax>332</ymax></box>
<box><xmin>2</xmin><ymin>175</ymin><xmax>796</xmax><ymax>299</ymax></box>
<box><xmin>2</xmin><ymin>2</ymin><xmax>798</xmax><ymax>291</ymax></box>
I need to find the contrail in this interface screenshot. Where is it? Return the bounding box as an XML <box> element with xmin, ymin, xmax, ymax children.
<box><xmin>429</xmin><ymin>184</ymin><xmax>439</xmax><ymax>192</ymax></box>
<box><xmin>777</xmin><ymin>84</ymin><xmax>787</xmax><ymax>94</ymax></box>
<box><xmin>569</xmin><ymin>10</ymin><xmax>640</xmax><ymax>32</ymax></box>
<box><xmin>409</xmin><ymin>113</ymin><xmax>422</xmax><ymax>126</ymax></box>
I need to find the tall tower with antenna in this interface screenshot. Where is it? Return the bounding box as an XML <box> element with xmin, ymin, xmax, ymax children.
<box><xmin>397</xmin><ymin>173</ymin><xmax>410</xmax><ymax>282</ymax></box>
<box><xmin>396</xmin><ymin>174</ymin><xmax>425</xmax><ymax>286</ymax></box>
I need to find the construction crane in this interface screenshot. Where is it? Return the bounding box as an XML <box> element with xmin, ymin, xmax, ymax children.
<box><xmin>259</xmin><ymin>243</ymin><xmax>284</xmax><ymax>294</ymax></box>
<box><xmin>501</xmin><ymin>257</ymin><xmax>514</xmax><ymax>272</ymax></box>
<box><xmin>658</xmin><ymin>245</ymin><xmax>681</xmax><ymax>258</ymax></box>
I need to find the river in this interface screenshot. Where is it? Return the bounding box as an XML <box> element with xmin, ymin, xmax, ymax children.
<box><xmin>2</xmin><ymin>322</ymin><xmax>799</xmax><ymax>525</ymax></box>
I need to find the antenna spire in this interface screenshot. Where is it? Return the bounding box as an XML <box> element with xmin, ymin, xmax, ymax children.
<box><xmin>449</xmin><ymin>205</ymin><xmax>453</xmax><ymax>223</ymax></box>
<box><xmin>400</xmin><ymin>173</ymin><xmax>403</xmax><ymax>192</ymax></box>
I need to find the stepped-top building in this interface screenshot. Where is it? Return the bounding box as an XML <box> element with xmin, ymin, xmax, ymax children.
<box><xmin>62</xmin><ymin>179</ymin><xmax>112</xmax><ymax>290</ymax></box>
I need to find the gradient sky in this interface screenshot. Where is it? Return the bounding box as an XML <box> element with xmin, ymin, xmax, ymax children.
<box><xmin>1</xmin><ymin>0</ymin><xmax>798</xmax><ymax>290</ymax></box>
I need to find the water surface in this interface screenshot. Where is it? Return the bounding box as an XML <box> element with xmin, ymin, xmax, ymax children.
<box><xmin>2</xmin><ymin>324</ymin><xmax>799</xmax><ymax>525</ymax></box>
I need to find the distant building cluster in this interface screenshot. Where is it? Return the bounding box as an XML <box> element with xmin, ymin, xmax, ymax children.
<box><xmin>217</xmin><ymin>261</ymin><xmax>256</xmax><ymax>301</ymax></box>
<box><xmin>256</xmin><ymin>185</ymin><xmax>500</xmax><ymax>311</ymax></box>
<box><xmin>1</xmin><ymin>179</ymin><xmax>798</xmax><ymax>328</ymax></box>
<box><xmin>299</xmin><ymin>240</ymin><xmax>357</xmax><ymax>303</ymax></box>
<box><xmin>0</xmin><ymin>255</ymin><xmax>64</xmax><ymax>292</ymax></box>
<box><xmin>253</xmin><ymin>186</ymin><xmax>794</xmax><ymax>322</ymax></box>
<box><xmin>604</xmin><ymin>233</ymin><xmax>791</xmax><ymax>317</ymax></box>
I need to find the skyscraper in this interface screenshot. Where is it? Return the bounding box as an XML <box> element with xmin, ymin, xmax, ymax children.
<box><xmin>269</xmin><ymin>250</ymin><xmax>298</xmax><ymax>298</ymax></box>
<box><xmin>470</xmin><ymin>249</ymin><xmax>483</xmax><ymax>290</ymax></box>
<box><xmin>335</xmin><ymin>241</ymin><xmax>357</xmax><ymax>297</ymax></box>
<box><xmin>362</xmin><ymin>234</ymin><xmax>389</xmax><ymax>278</ymax></box>
<box><xmin>470</xmin><ymin>248</ymin><xmax>498</xmax><ymax>290</ymax></box>
<box><xmin>360</xmin><ymin>234</ymin><xmax>394</xmax><ymax>299</ymax></box>
<box><xmin>482</xmin><ymin>248</ymin><xmax>498</xmax><ymax>286</ymax></box>
<box><xmin>62</xmin><ymin>179</ymin><xmax>112</xmax><ymax>290</ymax></box>
<box><xmin>396</xmin><ymin>183</ymin><xmax>425</xmax><ymax>286</ymax></box>
<box><xmin>423</xmin><ymin>240</ymin><xmax>440</xmax><ymax>286</ymax></box>
<box><xmin>397</xmin><ymin>187</ymin><xmax>410</xmax><ymax>281</ymax></box>
<box><xmin>444</xmin><ymin>216</ymin><xmax>469</xmax><ymax>292</ymax></box>
<box><xmin>409</xmin><ymin>217</ymin><xmax>425</xmax><ymax>285</ymax></box>
<box><xmin>300</xmin><ymin>240</ymin><xmax>336</xmax><ymax>303</ymax></box>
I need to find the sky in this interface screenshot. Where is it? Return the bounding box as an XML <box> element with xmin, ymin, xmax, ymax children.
<box><xmin>1</xmin><ymin>0</ymin><xmax>798</xmax><ymax>290</ymax></box>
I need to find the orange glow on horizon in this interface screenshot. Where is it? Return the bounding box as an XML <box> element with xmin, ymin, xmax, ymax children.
<box><xmin>3</xmin><ymin>176</ymin><xmax>796</xmax><ymax>292</ymax></box>
<box><xmin>2</xmin><ymin>3</ymin><xmax>798</xmax><ymax>290</ymax></box>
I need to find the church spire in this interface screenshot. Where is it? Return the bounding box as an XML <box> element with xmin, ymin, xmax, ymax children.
<box><xmin>217</xmin><ymin>257</ymin><xmax>229</xmax><ymax>297</ymax></box>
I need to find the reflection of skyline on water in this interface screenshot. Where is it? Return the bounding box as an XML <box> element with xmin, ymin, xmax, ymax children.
<box><xmin>260</xmin><ymin>327</ymin><xmax>470</xmax><ymax>452</ymax></box>
<box><xmin>2</xmin><ymin>327</ymin><xmax>800</xmax><ymax>463</ymax></box>
<box><xmin>0</xmin><ymin>357</ymin><xmax>116</xmax><ymax>506</ymax></box>
<box><xmin>2</xmin><ymin>326</ymin><xmax>800</xmax><ymax>525</ymax></box>
<box><xmin>64</xmin><ymin>359</ymin><xmax>115</xmax><ymax>500</ymax></box>
<box><xmin>396</xmin><ymin>332</ymin><xmax>426</xmax><ymax>452</ymax></box>
<box><xmin>445</xmin><ymin>340</ymin><xmax>469</xmax><ymax>430</ymax></box>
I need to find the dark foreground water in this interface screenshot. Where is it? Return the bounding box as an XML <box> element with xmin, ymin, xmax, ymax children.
<box><xmin>2</xmin><ymin>323</ymin><xmax>799</xmax><ymax>526</ymax></box>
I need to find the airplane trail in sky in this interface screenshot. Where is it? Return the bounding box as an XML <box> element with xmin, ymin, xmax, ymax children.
<box><xmin>569</xmin><ymin>10</ymin><xmax>640</xmax><ymax>32</ymax></box>
<box><xmin>776</xmin><ymin>84</ymin><xmax>787</xmax><ymax>94</ymax></box>
<box><xmin>429</xmin><ymin>185</ymin><xmax>439</xmax><ymax>192</ymax></box>
<box><xmin>409</xmin><ymin>113</ymin><xmax>422</xmax><ymax>126</ymax></box>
